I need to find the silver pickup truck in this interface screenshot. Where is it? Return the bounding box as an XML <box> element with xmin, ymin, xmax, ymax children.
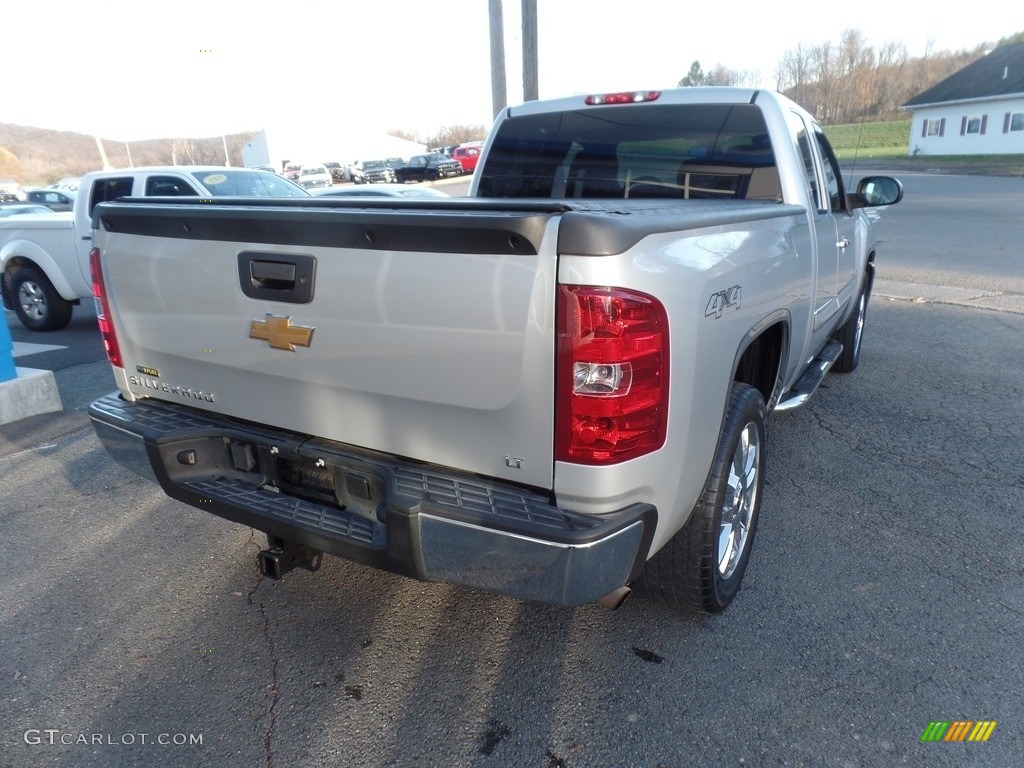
<box><xmin>88</xmin><ymin>87</ymin><xmax>902</xmax><ymax>614</ymax></box>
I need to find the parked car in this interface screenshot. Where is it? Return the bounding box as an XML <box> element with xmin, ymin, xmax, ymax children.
<box><xmin>282</xmin><ymin>162</ymin><xmax>302</xmax><ymax>182</ymax></box>
<box><xmin>323</xmin><ymin>162</ymin><xmax>347</xmax><ymax>183</ymax></box>
<box><xmin>361</xmin><ymin>160</ymin><xmax>398</xmax><ymax>184</ymax></box>
<box><xmin>26</xmin><ymin>189</ymin><xmax>76</xmax><ymax>212</ymax></box>
<box><xmin>452</xmin><ymin>143</ymin><xmax>483</xmax><ymax>173</ymax></box>
<box><xmin>0</xmin><ymin>204</ymin><xmax>59</xmax><ymax>218</ymax></box>
<box><xmin>311</xmin><ymin>184</ymin><xmax>450</xmax><ymax>198</ymax></box>
<box><xmin>392</xmin><ymin>153</ymin><xmax>462</xmax><ymax>183</ymax></box>
<box><xmin>297</xmin><ymin>164</ymin><xmax>333</xmax><ymax>189</ymax></box>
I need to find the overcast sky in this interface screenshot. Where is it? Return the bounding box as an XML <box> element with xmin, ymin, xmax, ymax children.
<box><xmin>3</xmin><ymin>0</ymin><xmax>1015</xmax><ymax>141</ymax></box>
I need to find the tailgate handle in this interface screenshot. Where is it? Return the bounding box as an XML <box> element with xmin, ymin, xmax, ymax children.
<box><xmin>250</xmin><ymin>260</ymin><xmax>296</xmax><ymax>289</ymax></box>
<box><xmin>238</xmin><ymin>252</ymin><xmax>316</xmax><ymax>304</ymax></box>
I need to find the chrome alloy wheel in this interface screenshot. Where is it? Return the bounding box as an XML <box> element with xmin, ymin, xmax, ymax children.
<box><xmin>18</xmin><ymin>279</ymin><xmax>47</xmax><ymax>321</ymax></box>
<box><xmin>718</xmin><ymin>421</ymin><xmax>761</xmax><ymax>580</ymax></box>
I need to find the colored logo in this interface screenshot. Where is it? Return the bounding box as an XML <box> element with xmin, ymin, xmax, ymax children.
<box><xmin>920</xmin><ymin>721</ymin><xmax>997</xmax><ymax>742</ymax></box>
<box><xmin>249</xmin><ymin>315</ymin><xmax>315</xmax><ymax>352</ymax></box>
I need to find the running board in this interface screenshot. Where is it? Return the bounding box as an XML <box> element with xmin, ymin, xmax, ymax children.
<box><xmin>774</xmin><ymin>340</ymin><xmax>843</xmax><ymax>412</ymax></box>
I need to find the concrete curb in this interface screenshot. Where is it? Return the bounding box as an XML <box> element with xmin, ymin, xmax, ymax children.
<box><xmin>0</xmin><ymin>367</ymin><xmax>64</xmax><ymax>425</ymax></box>
<box><xmin>874</xmin><ymin>278</ymin><xmax>1024</xmax><ymax>315</ymax></box>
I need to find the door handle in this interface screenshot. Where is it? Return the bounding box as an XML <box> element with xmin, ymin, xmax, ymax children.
<box><xmin>837</xmin><ymin>237</ymin><xmax>850</xmax><ymax>249</ymax></box>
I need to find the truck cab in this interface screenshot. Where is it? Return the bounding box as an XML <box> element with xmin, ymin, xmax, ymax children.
<box><xmin>1</xmin><ymin>167</ymin><xmax>308</xmax><ymax>331</ymax></box>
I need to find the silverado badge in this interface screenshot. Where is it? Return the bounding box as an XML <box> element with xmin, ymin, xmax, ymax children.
<box><xmin>249</xmin><ymin>315</ymin><xmax>315</xmax><ymax>351</ymax></box>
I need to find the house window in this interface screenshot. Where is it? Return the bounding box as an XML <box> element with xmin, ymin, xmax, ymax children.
<box><xmin>961</xmin><ymin>114</ymin><xmax>987</xmax><ymax>135</ymax></box>
<box><xmin>1008</xmin><ymin>113</ymin><xmax>1024</xmax><ymax>132</ymax></box>
<box><xmin>925</xmin><ymin>119</ymin><xmax>943</xmax><ymax>136</ymax></box>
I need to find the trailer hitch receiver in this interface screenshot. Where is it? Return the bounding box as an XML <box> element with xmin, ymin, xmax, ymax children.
<box><xmin>257</xmin><ymin>536</ymin><xmax>324</xmax><ymax>580</ymax></box>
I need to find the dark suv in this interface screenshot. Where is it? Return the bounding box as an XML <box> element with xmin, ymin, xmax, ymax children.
<box><xmin>392</xmin><ymin>154</ymin><xmax>462</xmax><ymax>183</ymax></box>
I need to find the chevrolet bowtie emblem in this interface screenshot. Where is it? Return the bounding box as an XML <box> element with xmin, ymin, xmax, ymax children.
<box><xmin>249</xmin><ymin>315</ymin><xmax>315</xmax><ymax>351</ymax></box>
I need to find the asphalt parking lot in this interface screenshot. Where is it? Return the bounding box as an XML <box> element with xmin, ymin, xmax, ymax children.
<box><xmin>1</xmin><ymin>171</ymin><xmax>1022</xmax><ymax>767</ymax></box>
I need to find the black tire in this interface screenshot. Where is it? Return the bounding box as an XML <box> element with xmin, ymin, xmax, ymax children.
<box><xmin>639</xmin><ymin>382</ymin><xmax>766</xmax><ymax>614</ymax></box>
<box><xmin>832</xmin><ymin>275</ymin><xmax>872</xmax><ymax>373</ymax></box>
<box><xmin>9</xmin><ymin>266</ymin><xmax>73</xmax><ymax>331</ymax></box>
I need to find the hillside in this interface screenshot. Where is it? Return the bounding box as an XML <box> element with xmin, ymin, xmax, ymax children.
<box><xmin>0</xmin><ymin>125</ymin><xmax>258</xmax><ymax>185</ymax></box>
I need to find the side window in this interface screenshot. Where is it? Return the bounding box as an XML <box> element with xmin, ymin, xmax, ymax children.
<box><xmin>813</xmin><ymin>127</ymin><xmax>846</xmax><ymax>213</ymax></box>
<box><xmin>786</xmin><ymin>111</ymin><xmax>821</xmax><ymax>210</ymax></box>
<box><xmin>88</xmin><ymin>177</ymin><xmax>134</xmax><ymax>216</ymax></box>
<box><xmin>145</xmin><ymin>176</ymin><xmax>199</xmax><ymax>196</ymax></box>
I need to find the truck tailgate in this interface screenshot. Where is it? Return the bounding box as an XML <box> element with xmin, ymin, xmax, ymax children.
<box><xmin>94</xmin><ymin>200</ymin><xmax>561</xmax><ymax>490</ymax></box>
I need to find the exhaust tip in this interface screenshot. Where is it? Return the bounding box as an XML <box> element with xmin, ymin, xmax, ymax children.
<box><xmin>597</xmin><ymin>585</ymin><xmax>632</xmax><ymax>611</ymax></box>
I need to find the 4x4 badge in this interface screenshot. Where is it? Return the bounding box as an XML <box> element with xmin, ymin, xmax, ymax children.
<box><xmin>249</xmin><ymin>315</ymin><xmax>315</xmax><ymax>351</ymax></box>
<box><xmin>705</xmin><ymin>285</ymin><xmax>742</xmax><ymax>319</ymax></box>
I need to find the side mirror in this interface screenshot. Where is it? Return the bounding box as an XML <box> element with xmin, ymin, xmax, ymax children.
<box><xmin>851</xmin><ymin>175</ymin><xmax>903</xmax><ymax>208</ymax></box>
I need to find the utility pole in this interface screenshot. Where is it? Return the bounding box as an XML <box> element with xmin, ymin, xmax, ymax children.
<box><xmin>488</xmin><ymin>0</ymin><xmax>507</xmax><ymax>119</ymax></box>
<box><xmin>94</xmin><ymin>136</ymin><xmax>112</xmax><ymax>171</ymax></box>
<box><xmin>521</xmin><ymin>0</ymin><xmax>538</xmax><ymax>101</ymax></box>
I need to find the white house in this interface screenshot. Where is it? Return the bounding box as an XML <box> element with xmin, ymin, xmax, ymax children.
<box><xmin>901</xmin><ymin>42</ymin><xmax>1024</xmax><ymax>156</ymax></box>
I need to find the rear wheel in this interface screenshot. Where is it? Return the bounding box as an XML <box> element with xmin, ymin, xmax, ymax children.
<box><xmin>639</xmin><ymin>382</ymin><xmax>766</xmax><ymax>614</ymax></box>
<box><xmin>9</xmin><ymin>266</ymin><xmax>73</xmax><ymax>331</ymax></box>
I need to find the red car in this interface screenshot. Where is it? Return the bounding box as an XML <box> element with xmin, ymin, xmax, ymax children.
<box><xmin>452</xmin><ymin>143</ymin><xmax>483</xmax><ymax>173</ymax></box>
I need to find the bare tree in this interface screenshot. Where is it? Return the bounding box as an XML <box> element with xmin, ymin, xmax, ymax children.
<box><xmin>705</xmin><ymin>64</ymin><xmax>743</xmax><ymax>86</ymax></box>
<box><xmin>776</xmin><ymin>29</ymin><xmax>994</xmax><ymax>123</ymax></box>
<box><xmin>834</xmin><ymin>29</ymin><xmax>875</xmax><ymax>123</ymax></box>
<box><xmin>810</xmin><ymin>42</ymin><xmax>838</xmax><ymax>121</ymax></box>
<box><xmin>872</xmin><ymin>41</ymin><xmax>908</xmax><ymax>116</ymax></box>
<box><xmin>423</xmin><ymin>125</ymin><xmax>490</xmax><ymax>149</ymax></box>
<box><xmin>678</xmin><ymin>61</ymin><xmax>705</xmax><ymax>87</ymax></box>
<box><xmin>776</xmin><ymin>43</ymin><xmax>812</xmax><ymax>104</ymax></box>
<box><xmin>678</xmin><ymin>61</ymin><xmax>747</xmax><ymax>87</ymax></box>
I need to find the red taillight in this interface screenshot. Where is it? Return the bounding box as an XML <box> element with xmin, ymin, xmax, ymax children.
<box><xmin>556</xmin><ymin>286</ymin><xmax>668</xmax><ymax>464</ymax></box>
<box><xmin>89</xmin><ymin>247</ymin><xmax>122</xmax><ymax>368</ymax></box>
<box><xmin>584</xmin><ymin>90</ymin><xmax>661</xmax><ymax>105</ymax></box>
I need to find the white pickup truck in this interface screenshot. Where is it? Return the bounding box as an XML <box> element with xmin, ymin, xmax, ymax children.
<box><xmin>88</xmin><ymin>88</ymin><xmax>902</xmax><ymax>614</ymax></box>
<box><xmin>0</xmin><ymin>166</ymin><xmax>308</xmax><ymax>330</ymax></box>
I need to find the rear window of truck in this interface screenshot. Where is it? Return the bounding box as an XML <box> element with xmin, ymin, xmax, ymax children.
<box><xmin>477</xmin><ymin>103</ymin><xmax>781</xmax><ymax>202</ymax></box>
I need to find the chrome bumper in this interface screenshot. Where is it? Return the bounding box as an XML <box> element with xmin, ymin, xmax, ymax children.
<box><xmin>89</xmin><ymin>393</ymin><xmax>656</xmax><ymax>606</ymax></box>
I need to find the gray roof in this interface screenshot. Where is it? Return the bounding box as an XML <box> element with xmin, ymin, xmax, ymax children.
<box><xmin>902</xmin><ymin>42</ymin><xmax>1024</xmax><ymax>108</ymax></box>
